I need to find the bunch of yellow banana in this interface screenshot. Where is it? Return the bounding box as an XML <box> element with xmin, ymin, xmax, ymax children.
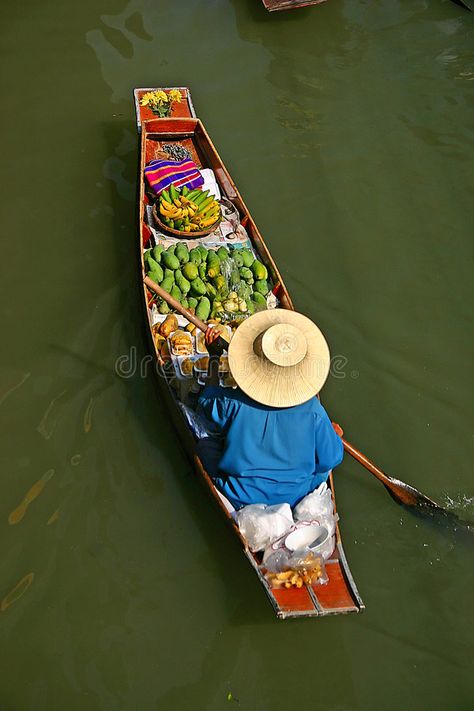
<box><xmin>158</xmin><ymin>184</ymin><xmax>221</xmax><ymax>232</ymax></box>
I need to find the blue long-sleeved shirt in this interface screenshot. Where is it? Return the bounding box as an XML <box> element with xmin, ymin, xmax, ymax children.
<box><xmin>197</xmin><ymin>386</ymin><xmax>343</xmax><ymax>510</ymax></box>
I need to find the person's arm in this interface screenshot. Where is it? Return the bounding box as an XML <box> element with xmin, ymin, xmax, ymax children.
<box><xmin>204</xmin><ymin>326</ymin><xmax>225</xmax><ymax>386</ymax></box>
<box><xmin>314</xmin><ymin>409</ymin><xmax>344</xmax><ymax>473</ymax></box>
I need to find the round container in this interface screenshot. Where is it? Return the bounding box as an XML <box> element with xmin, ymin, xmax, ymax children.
<box><xmin>152</xmin><ymin>203</ymin><xmax>222</xmax><ymax>239</ymax></box>
<box><xmin>284</xmin><ymin>524</ymin><xmax>329</xmax><ymax>553</ymax></box>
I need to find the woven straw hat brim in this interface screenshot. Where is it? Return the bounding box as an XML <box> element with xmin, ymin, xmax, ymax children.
<box><xmin>228</xmin><ymin>309</ymin><xmax>330</xmax><ymax>408</ymax></box>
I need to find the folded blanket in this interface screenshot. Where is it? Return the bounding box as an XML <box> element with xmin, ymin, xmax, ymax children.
<box><xmin>144</xmin><ymin>158</ymin><xmax>204</xmax><ymax>195</ymax></box>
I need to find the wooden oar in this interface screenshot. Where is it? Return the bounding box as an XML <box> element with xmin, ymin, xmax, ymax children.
<box><xmin>342</xmin><ymin>439</ymin><xmax>445</xmax><ymax>511</ymax></box>
<box><xmin>145</xmin><ymin>275</ymin><xmax>447</xmax><ymax>514</ymax></box>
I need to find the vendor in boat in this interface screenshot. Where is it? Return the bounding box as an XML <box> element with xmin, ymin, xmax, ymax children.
<box><xmin>196</xmin><ymin>309</ymin><xmax>344</xmax><ymax>511</ymax></box>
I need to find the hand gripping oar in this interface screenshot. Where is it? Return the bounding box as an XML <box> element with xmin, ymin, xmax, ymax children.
<box><xmin>144</xmin><ymin>276</ymin><xmax>228</xmax><ymax>344</ymax></box>
<box><xmin>145</xmin><ymin>275</ymin><xmax>450</xmax><ymax>515</ymax></box>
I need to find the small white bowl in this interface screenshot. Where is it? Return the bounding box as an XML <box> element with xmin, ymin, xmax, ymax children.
<box><xmin>285</xmin><ymin>524</ymin><xmax>329</xmax><ymax>552</ymax></box>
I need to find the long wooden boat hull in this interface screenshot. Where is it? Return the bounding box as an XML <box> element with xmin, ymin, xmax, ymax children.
<box><xmin>134</xmin><ymin>88</ymin><xmax>364</xmax><ymax>619</ymax></box>
<box><xmin>262</xmin><ymin>0</ymin><xmax>327</xmax><ymax>11</ymax></box>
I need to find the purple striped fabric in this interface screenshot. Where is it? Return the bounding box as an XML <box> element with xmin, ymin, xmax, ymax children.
<box><xmin>144</xmin><ymin>158</ymin><xmax>204</xmax><ymax>195</ymax></box>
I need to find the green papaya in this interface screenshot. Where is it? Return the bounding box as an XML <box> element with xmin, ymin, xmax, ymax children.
<box><xmin>189</xmin><ymin>248</ymin><xmax>202</xmax><ymax>265</ymax></box>
<box><xmin>182</xmin><ymin>262</ymin><xmax>198</xmax><ymax>281</ymax></box>
<box><xmin>162</xmin><ymin>251</ymin><xmax>180</xmax><ymax>271</ymax></box>
<box><xmin>175</xmin><ymin>243</ymin><xmax>189</xmax><ymax>265</ymax></box>
<box><xmin>190</xmin><ymin>277</ymin><xmax>207</xmax><ymax>297</ymax></box>
<box><xmin>254</xmin><ymin>279</ymin><xmax>270</xmax><ymax>296</ymax></box>
<box><xmin>251</xmin><ymin>260</ymin><xmax>268</xmax><ymax>281</ymax></box>
<box><xmin>170</xmin><ymin>284</ymin><xmax>182</xmax><ymax>302</ymax></box>
<box><xmin>197</xmin><ymin>245</ymin><xmax>208</xmax><ymax>261</ymax></box>
<box><xmin>196</xmin><ymin>296</ymin><xmax>211</xmax><ymax>321</ymax></box>
<box><xmin>252</xmin><ymin>291</ymin><xmax>267</xmax><ymax>306</ymax></box>
<box><xmin>176</xmin><ymin>273</ymin><xmax>191</xmax><ymax>295</ymax></box>
<box><xmin>188</xmin><ymin>297</ymin><xmax>198</xmax><ymax>310</ymax></box>
<box><xmin>159</xmin><ymin>276</ymin><xmax>174</xmax><ymax>294</ymax></box>
<box><xmin>240</xmin><ymin>249</ymin><xmax>255</xmax><ymax>268</ymax></box>
<box><xmin>152</xmin><ymin>244</ymin><xmax>165</xmax><ymax>263</ymax></box>
<box><xmin>217</xmin><ymin>246</ymin><xmax>229</xmax><ymax>262</ymax></box>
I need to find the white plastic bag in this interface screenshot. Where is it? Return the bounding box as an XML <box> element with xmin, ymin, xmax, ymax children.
<box><xmin>236</xmin><ymin>503</ymin><xmax>294</xmax><ymax>552</ymax></box>
<box><xmin>293</xmin><ymin>482</ymin><xmax>334</xmax><ymax>521</ymax></box>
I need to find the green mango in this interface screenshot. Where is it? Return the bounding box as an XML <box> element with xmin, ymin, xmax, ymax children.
<box><xmin>147</xmin><ymin>266</ymin><xmax>164</xmax><ymax>284</ymax></box>
<box><xmin>240</xmin><ymin>249</ymin><xmax>255</xmax><ymax>268</ymax></box>
<box><xmin>205</xmin><ymin>282</ymin><xmax>217</xmax><ymax>299</ymax></box>
<box><xmin>181</xmin><ymin>297</ymin><xmax>189</xmax><ymax>309</ymax></box>
<box><xmin>159</xmin><ymin>276</ymin><xmax>174</xmax><ymax>294</ymax></box>
<box><xmin>170</xmin><ymin>284</ymin><xmax>182</xmax><ymax>302</ymax></box>
<box><xmin>198</xmin><ymin>263</ymin><xmax>207</xmax><ymax>281</ymax></box>
<box><xmin>162</xmin><ymin>251</ymin><xmax>180</xmax><ymax>271</ymax></box>
<box><xmin>176</xmin><ymin>273</ymin><xmax>191</xmax><ymax>295</ymax></box>
<box><xmin>196</xmin><ymin>297</ymin><xmax>211</xmax><ymax>321</ymax></box>
<box><xmin>245</xmin><ymin>298</ymin><xmax>255</xmax><ymax>315</ymax></box>
<box><xmin>217</xmin><ymin>246</ymin><xmax>229</xmax><ymax>262</ymax></box>
<box><xmin>182</xmin><ymin>262</ymin><xmax>198</xmax><ymax>281</ymax></box>
<box><xmin>252</xmin><ymin>291</ymin><xmax>267</xmax><ymax>306</ymax></box>
<box><xmin>254</xmin><ymin>279</ymin><xmax>270</xmax><ymax>296</ymax></box>
<box><xmin>152</xmin><ymin>245</ymin><xmax>165</xmax><ymax>263</ymax></box>
<box><xmin>175</xmin><ymin>243</ymin><xmax>190</xmax><ymax>265</ymax></box>
<box><xmin>190</xmin><ymin>277</ymin><xmax>207</xmax><ymax>297</ymax></box>
<box><xmin>158</xmin><ymin>300</ymin><xmax>170</xmax><ymax>314</ymax></box>
<box><xmin>188</xmin><ymin>297</ymin><xmax>198</xmax><ymax>311</ymax></box>
<box><xmin>189</xmin><ymin>248</ymin><xmax>202</xmax><ymax>265</ymax></box>
<box><xmin>197</xmin><ymin>245</ymin><xmax>208</xmax><ymax>261</ymax></box>
<box><xmin>251</xmin><ymin>260</ymin><xmax>268</xmax><ymax>281</ymax></box>
<box><xmin>146</xmin><ymin>256</ymin><xmax>162</xmax><ymax>274</ymax></box>
<box><xmin>232</xmin><ymin>250</ymin><xmax>244</xmax><ymax>268</ymax></box>
<box><xmin>239</xmin><ymin>266</ymin><xmax>254</xmax><ymax>284</ymax></box>
<box><xmin>164</xmin><ymin>268</ymin><xmax>175</xmax><ymax>282</ymax></box>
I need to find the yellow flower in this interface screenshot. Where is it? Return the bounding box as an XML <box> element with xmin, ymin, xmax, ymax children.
<box><xmin>168</xmin><ymin>89</ymin><xmax>182</xmax><ymax>104</ymax></box>
<box><xmin>140</xmin><ymin>91</ymin><xmax>155</xmax><ymax>106</ymax></box>
<box><xmin>154</xmin><ymin>90</ymin><xmax>168</xmax><ymax>105</ymax></box>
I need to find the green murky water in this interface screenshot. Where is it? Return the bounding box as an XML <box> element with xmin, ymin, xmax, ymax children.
<box><xmin>1</xmin><ymin>1</ymin><xmax>473</xmax><ymax>708</ymax></box>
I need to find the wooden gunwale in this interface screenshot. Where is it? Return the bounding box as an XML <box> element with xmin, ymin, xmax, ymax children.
<box><xmin>136</xmin><ymin>89</ymin><xmax>364</xmax><ymax>619</ymax></box>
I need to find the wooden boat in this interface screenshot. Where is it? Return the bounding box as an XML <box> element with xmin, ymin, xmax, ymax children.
<box><xmin>262</xmin><ymin>0</ymin><xmax>327</xmax><ymax>11</ymax></box>
<box><xmin>134</xmin><ymin>87</ymin><xmax>364</xmax><ymax>619</ymax></box>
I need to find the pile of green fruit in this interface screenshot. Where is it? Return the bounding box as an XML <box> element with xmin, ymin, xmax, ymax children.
<box><xmin>144</xmin><ymin>243</ymin><xmax>272</xmax><ymax>321</ymax></box>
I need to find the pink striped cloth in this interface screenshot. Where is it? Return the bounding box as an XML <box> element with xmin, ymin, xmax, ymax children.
<box><xmin>144</xmin><ymin>158</ymin><xmax>204</xmax><ymax>195</ymax></box>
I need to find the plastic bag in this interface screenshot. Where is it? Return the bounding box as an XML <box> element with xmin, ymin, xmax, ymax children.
<box><xmin>236</xmin><ymin>503</ymin><xmax>294</xmax><ymax>552</ymax></box>
<box><xmin>293</xmin><ymin>481</ymin><xmax>334</xmax><ymax>521</ymax></box>
<box><xmin>263</xmin><ymin>549</ymin><xmax>328</xmax><ymax>589</ymax></box>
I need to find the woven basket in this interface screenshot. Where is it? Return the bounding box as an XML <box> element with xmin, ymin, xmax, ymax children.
<box><xmin>152</xmin><ymin>203</ymin><xmax>222</xmax><ymax>239</ymax></box>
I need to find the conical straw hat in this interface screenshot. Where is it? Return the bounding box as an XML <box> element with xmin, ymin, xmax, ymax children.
<box><xmin>228</xmin><ymin>309</ymin><xmax>331</xmax><ymax>408</ymax></box>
